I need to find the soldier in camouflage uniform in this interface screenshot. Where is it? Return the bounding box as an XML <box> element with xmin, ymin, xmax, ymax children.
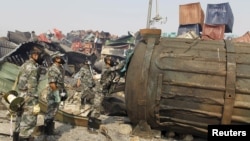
<box><xmin>15</xmin><ymin>46</ymin><xmax>42</xmax><ymax>141</ymax></box>
<box><xmin>44</xmin><ymin>51</ymin><xmax>67</xmax><ymax>136</ymax></box>
<box><xmin>76</xmin><ymin>60</ymin><xmax>95</xmax><ymax>106</ymax></box>
<box><xmin>90</xmin><ymin>55</ymin><xmax>125</xmax><ymax>118</ymax></box>
<box><xmin>101</xmin><ymin>55</ymin><xmax>125</xmax><ymax>95</ymax></box>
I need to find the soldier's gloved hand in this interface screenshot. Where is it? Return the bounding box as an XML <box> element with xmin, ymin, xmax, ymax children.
<box><xmin>60</xmin><ymin>92</ymin><xmax>66</xmax><ymax>97</ymax></box>
<box><xmin>60</xmin><ymin>89</ymin><xmax>68</xmax><ymax>101</ymax></box>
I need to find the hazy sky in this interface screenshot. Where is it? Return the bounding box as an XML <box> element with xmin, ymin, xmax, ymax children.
<box><xmin>0</xmin><ymin>0</ymin><xmax>248</xmax><ymax>37</ymax></box>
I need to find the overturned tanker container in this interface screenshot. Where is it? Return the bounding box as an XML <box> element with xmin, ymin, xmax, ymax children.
<box><xmin>125</xmin><ymin>29</ymin><xmax>250</xmax><ymax>137</ymax></box>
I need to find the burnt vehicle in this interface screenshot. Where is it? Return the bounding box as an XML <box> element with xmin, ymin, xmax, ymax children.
<box><xmin>125</xmin><ymin>29</ymin><xmax>250</xmax><ymax>138</ymax></box>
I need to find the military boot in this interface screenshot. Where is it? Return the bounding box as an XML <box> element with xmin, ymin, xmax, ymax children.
<box><xmin>18</xmin><ymin>136</ymin><xmax>29</xmax><ymax>141</ymax></box>
<box><xmin>28</xmin><ymin>136</ymin><xmax>35</xmax><ymax>141</ymax></box>
<box><xmin>44</xmin><ymin>121</ymin><xmax>54</xmax><ymax>135</ymax></box>
<box><xmin>12</xmin><ymin>132</ymin><xmax>19</xmax><ymax>141</ymax></box>
<box><xmin>18</xmin><ymin>136</ymin><xmax>34</xmax><ymax>141</ymax></box>
<box><xmin>87</xmin><ymin>116</ymin><xmax>102</xmax><ymax>134</ymax></box>
<box><xmin>44</xmin><ymin>120</ymin><xmax>59</xmax><ymax>135</ymax></box>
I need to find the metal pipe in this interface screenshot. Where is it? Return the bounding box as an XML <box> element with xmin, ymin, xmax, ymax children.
<box><xmin>156</xmin><ymin>0</ymin><xmax>159</xmax><ymax>16</ymax></box>
<box><xmin>146</xmin><ymin>0</ymin><xmax>153</xmax><ymax>28</ymax></box>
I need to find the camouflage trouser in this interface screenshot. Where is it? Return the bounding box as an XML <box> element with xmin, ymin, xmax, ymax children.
<box><xmin>90</xmin><ymin>92</ymin><xmax>104</xmax><ymax>118</ymax></box>
<box><xmin>15</xmin><ymin>91</ymin><xmax>26</xmax><ymax>133</ymax></box>
<box><xmin>44</xmin><ymin>89</ymin><xmax>60</xmax><ymax>121</ymax></box>
<box><xmin>15</xmin><ymin>115</ymin><xmax>21</xmax><ymax>132</ymax></box>
<box><xmin>106</xmin><ymin>82</ymin><xmax>118</xmax><ymax>96</ymax></box>
<box><xmin>18</xmin><ymin>92</ymin><xmax>38</xmax><ymax>138</ymax></box>
<box><xmin>81</xmin><ymin>86</ymin><xmax>95</xmax><ymax>105</ymax></box>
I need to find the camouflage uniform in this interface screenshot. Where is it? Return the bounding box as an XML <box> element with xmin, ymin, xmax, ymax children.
<box><xmin>90</xmin><ymin>60</ymin><xmax>125</xmax><ymax>118</ymax></box>
<box><xmin>45</xmin><ymin>63</ymin><xmax>65</xmax><ymax>121</ymax></box>
<box><xmin>100</xmin><ymin>60</ymin><xmax>125</xmax><ymax>95</ymax></box>
<box><xmin>16</xmin><ymin>59</ymin><xmax>40</xmax><ymax>138</ymax></box>
<box><xmin>78</xmin><ymin>64</ymin><xmax>95</xmax><ymax>105</ymax></box>
<box><xmin>90</xmin><ymin>82</ymin><xmax>104</xmax><ymax>118</ymax></box>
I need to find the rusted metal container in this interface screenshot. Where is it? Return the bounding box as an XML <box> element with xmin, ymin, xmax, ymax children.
<box><xmin>125</xmin><ymin>29</ymin><xmax>250</xmax><ymax>137</ymax></box>
<box><xmin>179</xmin><ymin>2</ymin><xmax>204</xmax><ymax>26</ymax></box>
<box><xmin>202</xmin><ymin>24</ymin><xmax>225</xmax><ymax>40</ymax></box>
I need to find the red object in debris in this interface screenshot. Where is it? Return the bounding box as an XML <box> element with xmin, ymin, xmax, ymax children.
<box><xmin>38</xmin><ymin>33</ymin><xmax>51</xmax><ymax>43</ymax></box>
<box><xmin>53</xmin><ymin>28</ymin><xmax>63</xmax><ymax>40</ymax></box>
<box><xmin>71</xmin><ymin>41</ymin><xmax>83</xmax><ymax>51</ymax></box>
<box><xmin>232</xmin><ymin>31</ymin><xmax>250</xmax><ymax>43</ymax></box>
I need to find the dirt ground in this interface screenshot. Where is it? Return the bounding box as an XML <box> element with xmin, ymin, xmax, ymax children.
<box><xmin>0</xmin><ymin>110</ymin><xmax>207</xmax><ymax>141</ymax></box>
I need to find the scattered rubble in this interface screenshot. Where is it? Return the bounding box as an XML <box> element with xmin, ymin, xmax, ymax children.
<box><xmin>0</xmin><ymin>110</ymin><xmax>207</xmax><ymax>141</ymax></box>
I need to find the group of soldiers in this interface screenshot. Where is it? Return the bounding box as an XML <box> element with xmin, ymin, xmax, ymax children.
<box><xmin>11</xmin><ymin>44</ymin><xmax>126</xmax><ymax>141</ymax></box>
<box><xmin>74</xmin><ymin>53</ymin><xmax>126</xmax><ymax>132</ymax></box>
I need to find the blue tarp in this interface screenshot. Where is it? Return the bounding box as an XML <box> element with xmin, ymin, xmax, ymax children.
<box><xmin>205</xmin><ymin>2</ymin><xmax>234</xmax><ymax>33</ymax></box>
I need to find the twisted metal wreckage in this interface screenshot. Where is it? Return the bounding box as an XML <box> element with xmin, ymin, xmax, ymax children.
<box><xmin>0</xmin><ymin>28</ymin><xmax>250</xmax><ymax>139</ymax></box>
<box><xmin>0</xmin><ymin>29</ymin><xmax>135</xmax><ymax>128</ymax></box>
